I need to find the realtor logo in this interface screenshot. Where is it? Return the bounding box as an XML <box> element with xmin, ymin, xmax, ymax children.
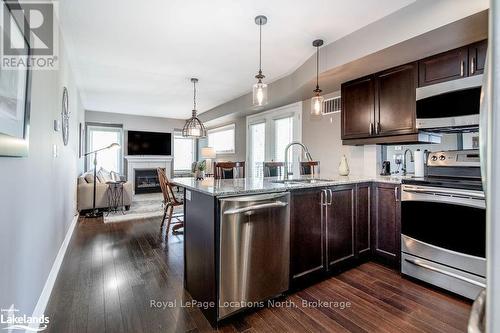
<box><xmin>1</xmin><ymin>0</ymin><xmax>59</xmax><ymax>69</ymax></box>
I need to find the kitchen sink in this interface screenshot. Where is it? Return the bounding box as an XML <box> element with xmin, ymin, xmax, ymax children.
<box><xmin>271</xmin><ymin>178</ymin><xmax>334</xmax><ymax>185</ymax></box>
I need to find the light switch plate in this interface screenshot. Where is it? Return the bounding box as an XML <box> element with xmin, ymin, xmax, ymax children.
<box><xmin>185</xmin><ymin>190</ymin><xmax>191</xmax><ymax>201</ymax></box>
<box><xmin>53</xmin><ymin>144</ymin><xmax>58</xmax><ymax>158</ymax></box>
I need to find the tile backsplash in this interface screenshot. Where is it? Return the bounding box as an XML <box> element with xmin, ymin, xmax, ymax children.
<box><xmin>383</xmin><ymin>132</ymin><xmax>479</xmax><ymax>174</ymax></box>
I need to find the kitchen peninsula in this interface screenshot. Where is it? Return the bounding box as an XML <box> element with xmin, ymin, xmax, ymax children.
<box><xmin>171</xmin><ymin>174</ymin><xmax>403</xmax><ymax>326</ymax></box>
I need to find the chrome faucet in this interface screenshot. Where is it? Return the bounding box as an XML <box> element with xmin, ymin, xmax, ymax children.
<box><xmin>402</xmin><ymin>148</ymin><xmax>414</xmax><ymax>176</ymax></box>
<box><xmin>284</xmin><ymin>142</ymin><xmax>313</xmax><ymax>180</ymax></box>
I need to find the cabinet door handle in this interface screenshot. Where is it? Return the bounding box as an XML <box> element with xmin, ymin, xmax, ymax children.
<box><xmin>369</xmin><ymin>122</ymin><xmax>374</xmax><ymax>136</ymax></box>
<box><xmin>460</xmin><ymin>61</ymin><xmax>465</xmax><ymax>77</ymax></box>
<box><xmin>471</xmin><ymin>57</ymin><xmax>475</xmax><ymax>75</ymax></box>
<box><xmin>328</xmin><ymin>189</ymin><xmax>333</xmax><ymax>205</ymax></box>
<box><xmin>394</xmin><ymin>187</ymin><xmax>399</xmax><ymax>202</ymax></box>
<box><xmin>376</xmin><ymin>122</ymin><xmax>381</xmax><ymax>135</ymax></box>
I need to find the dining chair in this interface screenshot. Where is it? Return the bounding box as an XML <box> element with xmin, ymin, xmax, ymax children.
<box><xmin>263</xmin><ymin>161</ymin><xmax>284</xmax><ymax>177</ymax></box>
<box><xmin>157</xmin><ymin>168</ymin><xmax>183</xmax><ymax>236</ymax></box>
<box><xmin>214</xmin><ymin>161</ymin><xmax>245</xmax><ymax>179</ymax></box>
<box><xmin>300</xmin><ymin>161</ymin><xmax>320</xmax><ymax>176</ymax></box>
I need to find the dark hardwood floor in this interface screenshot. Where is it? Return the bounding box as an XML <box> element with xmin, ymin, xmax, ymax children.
<box><xmin>45</xmin><ymin>216</ymin><xmax>471</xmax><ymax>333</ymax></box>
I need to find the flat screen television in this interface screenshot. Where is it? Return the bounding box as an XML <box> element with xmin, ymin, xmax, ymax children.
<box><xmin>127</xmin><ymin>130</ymin><xmax>171</xmax><ymax>156</ymax></box>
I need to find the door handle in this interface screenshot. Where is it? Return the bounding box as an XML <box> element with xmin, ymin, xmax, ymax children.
<box><xmin>223</xmin><ymin>201</ymin><xmax>287</xmax><ymax>215</ymax></box>
<box><xmin>471</xmin><ymin>57</ymin><xmax>476</xmax><ymax>75</ymax></box>
<box><xmin>461</xmin><ymin>61</ymin><xmax>465</xmax><ymax>76</ymax></box>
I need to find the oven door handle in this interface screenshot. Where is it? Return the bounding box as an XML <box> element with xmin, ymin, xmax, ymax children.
<box><xmin>404</xmin><ymin>258</ymin><xmax>486</xmax><ymax>288</ymax></box>
<box><xmin>402</xmin><ymin>187</ymin><xmax>485</xmax><ymax>200</ymax></box>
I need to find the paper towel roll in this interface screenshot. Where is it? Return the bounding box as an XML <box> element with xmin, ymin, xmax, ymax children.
<box><xmin>414</xmin><ymin>149</ymin><xmax>425</xmax><ymax>177</ymax></box>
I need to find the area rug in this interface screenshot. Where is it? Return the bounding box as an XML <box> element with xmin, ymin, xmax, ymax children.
<box><xmin>104</xmin><ymin>193</ymin><xmax>165</xmax><ymax>223</ymax></box>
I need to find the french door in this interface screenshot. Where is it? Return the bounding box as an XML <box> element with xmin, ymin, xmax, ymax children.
<box><xmin>246</xmin><ymin>102</ymin><xmax>302</xmax><ymax>178</ymax></box>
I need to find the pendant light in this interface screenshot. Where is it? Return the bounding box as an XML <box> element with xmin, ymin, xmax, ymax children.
<box><xmin>311</xmin><ymin>39</ymin><xmax>324</xmax><ymax>116</ymax></box>
<box><xmin>182</xmin><ymin>78</ymin><xmax>207</xmax><ymax>138</ymax></box>
<box><xmin>253</xmin><ymin>15</ymin><xmax>268</xmax><ymax>107</ymax></box>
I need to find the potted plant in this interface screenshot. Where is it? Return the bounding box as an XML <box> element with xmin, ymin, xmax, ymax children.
<box><xmin>196</xmin><ymin>160</ymin><xmax>207</xmax><ymax>180</ymax></box>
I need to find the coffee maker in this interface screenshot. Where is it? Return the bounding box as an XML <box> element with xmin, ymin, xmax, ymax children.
<box><xmin>380</xmin><ymin>161</ymin><xmax>391</xmax><ymax>176</ymax></box>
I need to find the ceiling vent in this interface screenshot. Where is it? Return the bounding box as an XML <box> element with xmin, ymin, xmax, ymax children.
<box><xmin>322</xmin><ymin>96</ymin><xmax>341</xmax><ymax>115</ymax></box>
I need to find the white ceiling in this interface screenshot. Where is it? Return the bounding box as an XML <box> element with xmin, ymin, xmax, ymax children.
<box><xmin>60</xmin><ymin>0</ymin><xmax>416</xmax><ymax>119</ymax></box>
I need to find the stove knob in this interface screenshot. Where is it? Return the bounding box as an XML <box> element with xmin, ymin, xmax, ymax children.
<box><xmin>431</xmin><ymin>155</ymin><xmax>438</xmax><ymax>161</ymax></box>
<box><xmin>439</xmin><ymin>155</ymin><xmax>446</xmax><ymax>161</ymax></box>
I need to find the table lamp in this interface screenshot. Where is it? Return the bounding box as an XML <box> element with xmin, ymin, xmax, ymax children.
<box><xmin>201</xmin><ymin>147</ymin><xmax>216</xmax><ymax>175</ymax></box>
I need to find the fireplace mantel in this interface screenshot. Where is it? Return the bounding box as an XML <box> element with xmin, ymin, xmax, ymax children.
<box><xmin>125</xmin><ymin>155</ymin><xmax>173</xmax><ymax>194</ymax></box>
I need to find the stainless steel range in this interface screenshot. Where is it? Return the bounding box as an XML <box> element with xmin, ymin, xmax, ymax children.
<box><xmin>401</xmin><ymin>149</ymin><xmax>486</xmax><ymax>299</ymax></box>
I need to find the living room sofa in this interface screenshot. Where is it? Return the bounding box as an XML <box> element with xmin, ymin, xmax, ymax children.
<box><xmin>77</xmin><ymin>170</ymin><xmax>133</xmax><ymax>212</ymax></box>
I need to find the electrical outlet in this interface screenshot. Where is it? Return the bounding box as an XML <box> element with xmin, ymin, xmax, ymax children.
<box><xmin>53</xmin><ymin>144</ymin><xmax>58</xmax><ymax>158</ymax></box>
<box><xmin>394</xmin><ymin>154</ymin><xmax>403</xmax><ymax>165</ymax></box>
<box><xmin>54</xmin><ymin>120</ymin><xmax>60</xmax><ymax>132</ymax></box>
<box><xmin>394</xmin><ymin>145</ymin><xmax>402</xmax><ymax>151</ymax></box>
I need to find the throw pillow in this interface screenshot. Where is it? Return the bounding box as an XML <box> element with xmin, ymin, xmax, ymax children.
<box><xmin>98</xmin><ymin>167</ymin><xmax>113</xmax><ymax>183</ymax></box>
<box><xmin>84</xmin><ymin>172</ymin><xmax>97</xmax><ymax>183</ymax></box>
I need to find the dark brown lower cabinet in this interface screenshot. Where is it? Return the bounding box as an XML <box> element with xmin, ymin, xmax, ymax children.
<box><xmin>291</xmin><ymin>184</ymin><xmax>359</xmax><ymax>285</ymax></box>
<box><xmin>326</xmin><ymin>185</ymin><xmax>356</xmax><ymax>271</ymax></box>
<box><xmin>355</xmin><ymin>183</ymin><xmax>371</xmax><ymax>260</ymax></box>
<box><xmin>290</xmin><ymin>188</ymin><xmax>325</xmax><ymax>283</ymax></box>
<box><xmin>372</xmin><ymin>182</ymin><xmax>401</xmax><ymax>268</ymax></box>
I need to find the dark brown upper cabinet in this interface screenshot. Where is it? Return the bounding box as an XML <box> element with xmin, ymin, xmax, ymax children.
<box><xmin>341</xmin><ymin>63</ymin><xmax>417</xmax><ymax>142</ymax></box>
<box><xmin>418</xmin><ymin>39</ymin><xmax>487</xmax><ymax>86</ymax></box>
<box><xmin>376</xmin><ymin>63</ymin><xmax>417</xmax><ymax>136</ymax></box>
<box><xmin>469</xmin><ymin>40</ymin><xmax>487</xmax><ymax>76</ymax></box>
<box><xmin>341</xmin><ymin>76</ymin><xmax>375</xmax><ymax>139</ymax></box>
<box><xmin>418</xmin><ymin>46</ymin><xmax>468</xmax><ymax>87</ymax></box>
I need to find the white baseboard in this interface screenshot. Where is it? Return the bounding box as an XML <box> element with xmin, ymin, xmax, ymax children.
<box><xmin>28</xmin><ymin>213</ymin><xmax>79</xmax><ymax>332</ymax></box>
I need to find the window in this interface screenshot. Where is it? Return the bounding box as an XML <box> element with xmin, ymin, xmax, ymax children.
<box><xmin>86</xmin><ymin>124</ymin><xmax>123</xmax><ymax>173</ymax></box>
<box><xmin>174</xmin><ymin>132</ymin><xmax>195</xmax><ymax>172</ymax></box>
<box><xmin>274</xmin><ymin>116</ymin><xmax>294</xmax><ymax>166</ymax></box>
<box><xmin>246</xmin><ymin>102</ymin><xmax>302</xmax><ymax>177</ymax></box>
<box><xmin>208</xmin><ymin>124</ymin><xmax>235</xmax><ymax>154</ymax></box>
<box><xmin>249</xmin><ymin>122</ymin><xmax>266</xmax><ymax>178</ymax></box>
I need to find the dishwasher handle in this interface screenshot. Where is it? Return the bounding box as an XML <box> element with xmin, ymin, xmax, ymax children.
<box><xmin>223</xmin><ymin>201</ymin><xmax>288</xmax><ymax>215</ymax></box>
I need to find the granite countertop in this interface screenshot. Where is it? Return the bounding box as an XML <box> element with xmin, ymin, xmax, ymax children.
<box><xmin>171</xmin><ymin>174</ymin><xmax>409</xmax><ymax>197</ymax></box>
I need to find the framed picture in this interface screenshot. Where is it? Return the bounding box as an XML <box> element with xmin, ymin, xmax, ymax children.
<box><xmin>0</xmin><ymin>2</ymin><xmax>32</xmax><ymax>157</ymax></box>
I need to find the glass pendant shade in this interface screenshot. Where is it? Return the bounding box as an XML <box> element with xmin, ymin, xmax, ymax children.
<box><xmin>311</xmin><ymin>93</ymin><xmax>324</xmax><ymax>116</ymax></box>
<box><xmin>253</xmin><ymin>81</ymin><xmax>268</xmax><ymax>106</ymax></box>
<box><xmin>310</xmin><ymin>39</ymin><xmax>325</xmax><ymax>116</ymax></box>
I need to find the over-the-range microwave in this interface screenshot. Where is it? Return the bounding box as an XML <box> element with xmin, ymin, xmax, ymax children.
<box><xmin>416</xmin><ymin>75</ymin><xmax>483</xmax><ymax>133</ymax></box>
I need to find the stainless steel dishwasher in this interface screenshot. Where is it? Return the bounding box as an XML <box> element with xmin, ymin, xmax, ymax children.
<box><xmin>219</xmin><ymin>192</ymin><xmax>290</xmax><ymax>319</ymax></box>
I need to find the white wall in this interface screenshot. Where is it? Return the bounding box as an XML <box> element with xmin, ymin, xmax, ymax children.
<box><xmin>0</xmin><ymin>28</ymin><xmax>85</xmax><ymax>316</ymax></box>
<box><xmin>85</xmin><ymin>110</ymin><xmax>185</xmax><ymax>134</ymax></box>
<box><xmin>302</xmin><ymin>92</ymin><xmax>366</xmax><ymax>176</ymax></box>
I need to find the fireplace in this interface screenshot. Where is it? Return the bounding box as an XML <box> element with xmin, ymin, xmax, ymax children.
<box><xmin>134</xmin><ymin>169</ymin><xmax>161</xmax><ymax>194</ymax></box>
